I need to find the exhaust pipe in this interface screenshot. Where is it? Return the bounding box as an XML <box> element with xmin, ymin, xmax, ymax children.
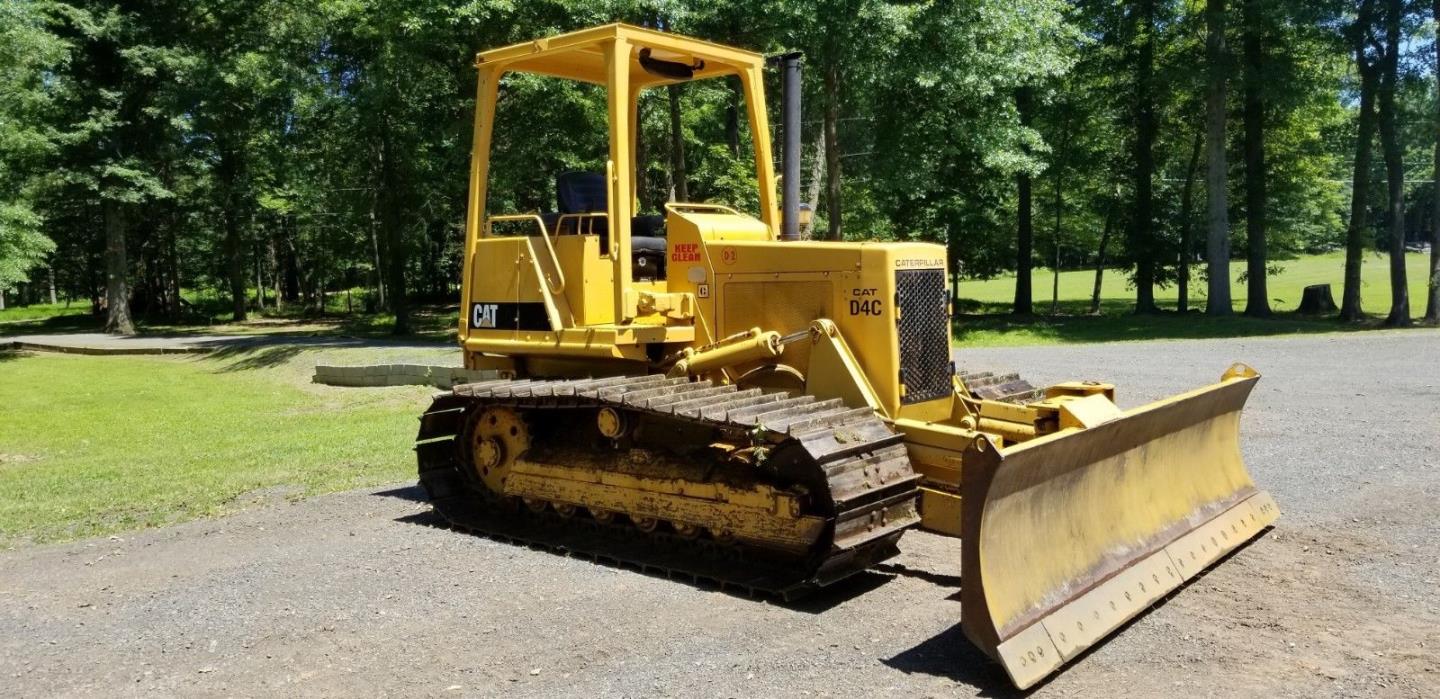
<box><xmin>777</xmin><ymin>52</ymin><xmax>803</xmax><ymax>241</ymax></box>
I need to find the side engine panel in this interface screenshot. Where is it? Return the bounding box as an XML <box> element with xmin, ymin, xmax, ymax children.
<box><xmin>699</xmin><ymin>238</ymin><xmax>952</xmax><ymax>418</ymax></box>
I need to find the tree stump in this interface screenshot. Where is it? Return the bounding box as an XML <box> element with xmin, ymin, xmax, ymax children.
<box><xmin>1297</xmin><ymin>284</ymin><xmax>1337</xmax><ymax>315</ymax></box>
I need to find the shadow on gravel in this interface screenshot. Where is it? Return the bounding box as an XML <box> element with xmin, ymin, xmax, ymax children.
<box><xmin>873</xmin><ymin>561</ymin><xmax>963</xmax><ymax>588</ymax></box>
<box><xmin>781</xmin><ymin>571</ymin><xmax>893</xmax><ymax>613</ymax></box>
<box><xmin>388</xmin><ymin>504</ymin><xmax>897</xmax><ymax>614</ymax></box>
<box><xmin>884</xmin><ymin>624</ymin><xmax>1020</xmax><ymax>697</ymax></box>
<box><xmin>374</xmin><ymin>484</ymin><xmax>428</xmax><ymax>502</ymax></box>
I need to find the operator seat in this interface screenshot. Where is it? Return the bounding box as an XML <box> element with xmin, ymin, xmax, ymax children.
<box><xmin>553</xmin><ymin>171</ymin><xmax>667</xmax><ymax>281</ymax></box>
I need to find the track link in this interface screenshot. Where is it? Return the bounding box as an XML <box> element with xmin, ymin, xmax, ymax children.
<box><xmin>957</xmin><ymin>369</ymin><xmax>1044</xmax><ymax>404</ymax></box>
<box><xmin>414</xmin><ymin>374</ymin><xmax>921</xmax><ymax>598</ymax></box>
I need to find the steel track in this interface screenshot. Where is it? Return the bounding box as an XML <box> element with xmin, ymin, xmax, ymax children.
<box><xmin>414</xmin><ymin>374</ymin><xmax>922</xmax><ymax>599</ymax></box>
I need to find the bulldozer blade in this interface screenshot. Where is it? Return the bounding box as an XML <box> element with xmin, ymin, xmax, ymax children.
<box><xmin>960</xmin><ymin>365</ymin><xmax>1279</xmax><ymax>689</ymax></box>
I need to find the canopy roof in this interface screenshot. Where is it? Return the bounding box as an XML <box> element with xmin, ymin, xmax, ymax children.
<box><xmin>475</xmin><ymin>23</ymin><xmax>765</xmax><ymax>87</ymax></box>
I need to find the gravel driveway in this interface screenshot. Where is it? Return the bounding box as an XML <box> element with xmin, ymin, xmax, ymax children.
<box><xmin>2</xmin><ymin>330</ymin><xmax>1437</xmax><ymax>697</ymax></box>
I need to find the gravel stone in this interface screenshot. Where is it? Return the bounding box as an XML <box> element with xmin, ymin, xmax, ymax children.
<box><xmin>0</xmin><ymin>330</ymin><xmax>1435</xmax><ymax>697</ymax></box>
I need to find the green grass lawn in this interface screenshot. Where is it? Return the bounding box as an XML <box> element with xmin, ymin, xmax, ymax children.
<box><xmin>0</xmin><ymin>294</ymin><xmax>459</xmax><ymax>342</ymax></box>
<box><xmin>0</xmin><ymin>348</ymin><xmax>439</xmax><ymax>546</ymax></box>
<box><xmin>0</xmin><ymin>301</ymin><xmax>96</xmax><ymax>334</ymax></box>
<box><xmin>954</xmin><ymin>250</ymin><xmax>1437</xmax><ymax>346</ymax></box>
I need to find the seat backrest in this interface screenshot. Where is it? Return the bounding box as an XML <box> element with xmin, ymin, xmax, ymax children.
<box><xmin>556</xmin><ymin>171</ymin><xmax>607</xmax><ymax>214</ymax></box>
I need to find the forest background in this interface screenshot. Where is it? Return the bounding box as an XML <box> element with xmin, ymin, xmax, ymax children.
<box><xmin>2</xmin><ymin>0</ymin><xmax>1438</xmax><ymax>336</ymax></box>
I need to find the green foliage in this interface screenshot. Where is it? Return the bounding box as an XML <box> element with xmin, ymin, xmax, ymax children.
<box><xmin>0</xmin><ymin>0</ymin><xmax>1431</xmax><ymax>324</ymax></box>
<box><xmin>0</xmin><ymin>1</ymin><xmax>63</xmax><ymax>289</ymax></box>
<box><xmin>866</xmin><ymin>0</ymin><xmax>1079</xmax><ymax>275</ymax></box>
<box><xmin>0</xmin><ymin>204</ymin><xmax>55</xmax><ymax>289</ymax></box>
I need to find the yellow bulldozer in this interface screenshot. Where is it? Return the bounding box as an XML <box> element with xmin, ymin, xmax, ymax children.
<box><xmin>414</xmin><ymin>24</ymin><xmax>1279</xmax><ymax>689</ymax></box>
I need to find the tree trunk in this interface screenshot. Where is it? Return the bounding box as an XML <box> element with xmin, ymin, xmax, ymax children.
<box><xmin>668</xmin><ymin>84</ymin><xmax>689</xmax><ymax>202</ymax></box>
<box><xmin>102</xmin><ymin>198</ymin><xmax>135</xmax><ymax>334</ymax></box>
<box><xmin>268</xmin><ymin>234</ymin><xmax>280</xmax><ymax>311</ymax></box>
<box><xmin>1131</xmin><ymin>0</ymin><xmax>1158</xmax><ymax>313</ymax></box>
<box><xmin>1051</xmin><ymin>235</ymin><xmax>1061</xmax><ymax>314</ymax></box>
<box><xmin>224</xmin><ymin>204</ymin><xmax>246</xmax><ymax>321</ymax></box>
<box><xmin>635</xmin><ymin>97</ymin><xmax>649</xmax><ymax>212</ymax></box>
<box><xmin>1051</xmin><ymin>174</ymin><xmax>1061</xmax><ymax>316</ymax></box>
<box><xmin>369</xmin><ymin>190</ymin><xmax>385</xmax><ymax>311</ymax></box>
<box><xmin>1343</xmin><ymin>0</ymin><xmax>1379</xmax><ymax>321</ymax></box>
<box><xmin>1241</xmin><ymin>0</ymin><xmax>1270</xmax><ymax>316</ymax></box>
<box><xmin>1179</xmin><ymin>128</ymin><xmax>1204</xmax><ymax>313</ymax></box>
<box><xmin>254</xmin><ymin>243</ymin><xmax>265</xmax><ymax>311</ymax></box>
<box><xmin>1091</xmin><ymin>202</ymin><xmax>1116</xmax><ymax>315</ymax></box>
<box><xmin>823</xmin><ymin>61</ymin><xmax>844</xmax><ymax>241</ymax></box>
<box><xmin>726</xmin><ymin>79</ymin><xmax>742</xmax><ymax>158</ymax></box>
<box><xmin>379</xmin><ymin>122</ymin><xmax>409</xmax><ymax>334</ymax></box>
<box><xmin>284</xmin><ymin>233</ymin><xmax>308</xmax><ymax>309</ymax></box>
<box><xmin>218</xmin><ymin>144</ymin><xmax>248</xmax><ymax>322</ymax></box>
<box><xmin>163</xmin><ymin>212</ymin><xmax>180</xmax><ymax>318</ymax></box>
<box><xmin>428</xmin><ymin>222</ymin><xmax>443</xmax><ymax>299</ymax></box>
<box><xmin>87</xmin><ymin>243</ymin><xmax>102</xmax><ymax>316</ymax></box>
<box><xmin>1378</xmin><ymin>0</ymin><xmax>1410</xmax><ymax>326</ymax></box>
<box><xmin>47</xmin><ymin>265</ymin><xmax>57</xmax><ymax>305</ymax></box>
<box><xmin>1014</xmin><ymin>88</ymin><xmax>1034</xmax><ymax>316</ymax></box>
<box><xmin>281</xmin><ymin>218</ymin><xmax>299</xmax><ymax>303</ymax></box>
<box><xmin>948</xmin><ymin>221</ymin><xmax>963</xmax><ymax>306</ymax></box>
<box><xmin>1428</xmin><ymin>0</ymin><xmax>1440</xmax><ymax>323</ymax></box>
<box><xmin>1050</xmin><ymin>110</ymin><xmax>1071</xmax><ymax>315</ymax></box>
<box><xmin>1205</xmin><ymin>0</ymin><xmax>1233</xmax><ymax>316</ymax></box>
<box><xmin>804</xmin><ymin>136</ymin><xmax>826</xmax><ymax>239</ymax></box>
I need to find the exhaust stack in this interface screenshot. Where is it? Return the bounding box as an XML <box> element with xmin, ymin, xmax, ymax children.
<box><xmin>778</xmin><ymin>52</ymin><xmax>803</xmax><ymax>241</ymax></box>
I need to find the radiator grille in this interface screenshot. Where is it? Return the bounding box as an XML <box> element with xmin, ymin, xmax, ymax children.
<box><xmin>895</xmin><ymin>268</ymin><xmax>952</xmax><ymax>405</ymax></box>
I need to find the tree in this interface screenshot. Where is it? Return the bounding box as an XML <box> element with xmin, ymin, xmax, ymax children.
<box><xmin>823</xmin><ymin>60</ymin><xmax>843</xmax><ymax>240</ymax></box>
<box><xmin>1014</xmin><ymin>88</ymin><xmax>1035</xmax><ymax>315</ymax></box>
<box><xmin>668</xmin><ymin>84</ymin><xmax>689</xmax><ymax>201</ymax></box>
<box><xmin>0</xmin><ymin>1</ymin><xmax>60</xmax><ymax>295</ymax></box>
<box><xmin>187</xmin><ymin>1</ymin><xmax>293</xmax><ymax>322</ymax></box>
<box><xmin>1376</xmin><ymin>0</ymin><xmax>1410</xmax><ymax>326</ymax></box>
<box><xmin>319</xmin><ymin>1</ymin><xmax>511</xmax><ymax>334</ymax></box>
<box><xmin>1177</xmin><ymin>128</ymin><xmax>1203</xmax><ymax>312</ymax></box>
<box><xmin>1428</xmin><ymin>0</ymin><xmax>1440</xmax><ymax>324</ymax></box>
<box><xmin>1047</xmin><ymin>108</ymin><xmax>1075</xmax><ymax>314</ymax></box>
<box><xmin>1241</xmin><ymin>0</ymin><xmax>1271</xmax><ymax>317</ymax></box>
<box><xmin>1342</xmin><ymin>0</ymin><xmax>1380</xmax><ymax>321</ymax></box>
<box><xmin>1204</xmin><ymin>0</ymin><xmax>1233</xmax><ymax>316</ymax></box>
<box><xmin>0</xmin><ymin>1</ymin><xmax>1405</xmax><ymax>333</ymax></box>
<box><xmin>1129</xmin><ymin>0</ymin><xmax>1160</xmax><ymax>313</ymax></box>
<box><xmin>46</xmin><ymin>1</ymin><xmax>194</xmax><ymax>334</ymax></box>
<box><xmin>866</xmin><ymin>0</ymin><xmax>1074</xmax><ymax>281</ymax></box>
<box><xmin>784</xmin><ymin>0</ymin><xmax>915</xmax><ymax>241</ymax></box>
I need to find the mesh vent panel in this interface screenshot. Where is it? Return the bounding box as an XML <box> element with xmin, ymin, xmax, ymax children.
<box><xmin>896</xmin><ymin>269</ymin><xmax>952</xmax><ymax>404</ymax></box>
